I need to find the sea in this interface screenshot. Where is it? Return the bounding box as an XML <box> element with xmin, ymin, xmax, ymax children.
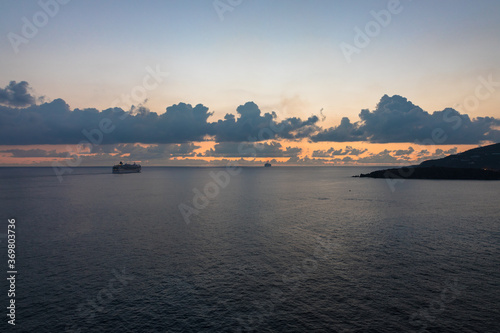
<box><xmin>0</xmin><ymin>166</ymin><xmax>499</xmax><ymax>333</ymax></box>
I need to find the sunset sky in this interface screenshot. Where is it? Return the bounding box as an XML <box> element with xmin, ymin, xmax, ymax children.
<box><xmin>0</xmin><ymin>0</ymin><xmax>499</xmax><ymax>166</ymax></box>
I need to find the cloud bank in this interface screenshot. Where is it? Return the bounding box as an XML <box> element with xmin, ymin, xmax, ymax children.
<box><xmin>0</xmin><ymin>86</ymin><xmax>320</xmax><ymax>145</ymax></box>
<box><xmin>0</xmin><ymin>82</ymin><xmax>498</xmax><ymax>149</ymax></box>
<box><xmin>203</xmin><ymin>142</ymin><xmax>301</xmax><ymax>158</ymax></box>
<box><xmin>312</xmin><ymin>95</ymin><xmax>500</xmax><ymax>144</ymax></box>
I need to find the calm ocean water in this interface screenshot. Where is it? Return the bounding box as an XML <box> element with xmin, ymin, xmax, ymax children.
<box><xmin>0</xmin><ymin>166</ymin><xmax>499</xmax><ymax>332</ymax></box>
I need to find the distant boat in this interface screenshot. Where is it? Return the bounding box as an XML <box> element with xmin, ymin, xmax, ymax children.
<box><xmin>264</xmin><ymin>162</ymin><xmax>271</xmax><ymax>167</ymax></box>
<box><xmin>112</xmin><ymin>161</ymin><xmax>141</xmax><ymax>174</ymax></box>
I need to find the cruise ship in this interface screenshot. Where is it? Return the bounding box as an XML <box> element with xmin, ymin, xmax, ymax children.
<box><xmin>112</xmin><ymin>162</ymin><xmax>141</xmax><ymax>174</ymax></box>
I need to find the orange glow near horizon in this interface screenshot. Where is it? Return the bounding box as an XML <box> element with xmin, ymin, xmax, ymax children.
<box><xmin>0</xmin><ymin>141</ymin><xmax>480</xmax><ymax>166</ymax></box>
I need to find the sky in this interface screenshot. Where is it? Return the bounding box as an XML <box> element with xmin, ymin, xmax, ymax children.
<box><xmin>0</xmin><ymin>0</ymin><xmax>499</xmax><ymax>166</ymax></box>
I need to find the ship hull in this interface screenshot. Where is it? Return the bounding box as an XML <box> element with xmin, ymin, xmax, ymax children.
<box><xmin>112</xmin><ymin>168</ymin><xmax>141</xmax><ymax>174</ymax></box>
<box><xmin>112</xmin><ymin>162</ymin><xmax>141</xmax><ymax>174</ymax></box>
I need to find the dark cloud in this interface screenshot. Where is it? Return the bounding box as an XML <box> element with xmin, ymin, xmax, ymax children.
<box><xmin>393</xmin><ymin>146</ymin><xmax>414</xmax><ymax>156</ymax></box>
<box><xmin>1</xmin><ymin>148</ymin><xmax>68</xmax><ymax>158</ymax></box>
<box><xmin>283</xmin><ymin>156</ymin><xmax>329</xmax><ymax>165</ymax></box>
<box><xmin>0</xmin><ymin>96</ymin><xmax>319</xmax><ymax>145</ymax></box>
<box><xmin>416</xmin><ymin>149</ymin><xmax>430</xmax><ymax>157</ymax></box>
<box><xmin>311</xmin><ymin>150</ymin><xmax>333</xmax><ymax>158</ymax></box>
<box><xmin>353</xmin><ymin>146</ymin><xmax>461</xmax><ymax>164</ymax></box>
<box><xmin>346</xmin><ymin>146</ymin><xmax>368</xmax><ymax>156</ymax></box>
<box><xmin>312</xmin><ymin>145</ymin><xmax>368</xmax><ymax>157</ymax></box>
<box><xmin>212</xmin><ymin>102</ymin><xmax>275</xmax><ymax>142</ymax></box>
<box><xmin>277</xmin><ymin>115</ymin><xmax>321</xmax><ymax>140</ymax></box>
<box><xmin>404</xmin><ymin>147</ymin><xmax>457</xmax><ymax>164</ymax></box>
<box><xmin>213</xmin><ymin>102</ymin><xmax>320</xmax><ymax>142</ymax></box>
<box><xmin>441</xmin><ymin>147</ymin><xmax>458</xmax><ymax>155</ymax></box>
<box><xmin>311</xmin><ymin>117</ymin><xmax>365</xmax><ymax>142</ymax></box>
<box><xmin>0</xmin><ymin>81</ymin><xmax>36</xmax><ymax>107</ymax></box>
<box><xmin>92</xmin><ymin>143</ymin><xmax>199</xmax><ymax>160</ymax></box>
<box><xmin>50</xmin><ymin>143</ymin><xmax>201</xmax><ymax>166</ymax></box>
<box><xmin>2</xmin><ymin>85</ymin><xmax>498</xmax><ymax>147</ymax></box>
<box><xmin>423</xmin><ymin>147</ymin><xmax>458</xmax><ymax>161</ymax></box>
<box><xmin>356</xmin><ymin>150</ymin><xmax>409</xmax><ymax>164</ymax></box>
<box><xmin>1</xmin><ymin>143</ymin><xmax>199</xmax><ymax>164</ymax></box>
<box><xmin>278</xmin><ymin>146</ymin><xmax>464</xmax><ymax>166</ymax></box>
<box><xmin>0</xmin><ymin>100</ymin><xmax>215</xmax><ymax>145</ymax></box>
<box><xmin>312</xmin><ymin>95</ymin><xmax>500</xmax><ymax>144</ymax></box>
<box><xmin>202</xmin><ymin>141</ymin><xmax>301</xmax><ymax>158</ymax></box>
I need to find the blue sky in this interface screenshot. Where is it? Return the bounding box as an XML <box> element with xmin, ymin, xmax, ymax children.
<box><xmin>0</xmin><ymin>0</ymin><xmax>499</xmax><ymax>165</ymax></box>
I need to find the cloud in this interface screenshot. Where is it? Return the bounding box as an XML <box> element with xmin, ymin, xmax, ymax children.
<box><xmin>92</xmin><ymin>143</ymin><xmax>199</xmax><ymax>160</ymax></box>
<box><xmin>0</xmin><ymin>93</ymin><xmax>319</xmax><ymax>145</ymax></box>
<box><xmin>283</xmin><ymin>156</ymin><xmax>329</xmax><ymax>165</ymax></box>
<box><xmin>212</xmin><ymin>101</ymin><xmax>320</xmax><ymax>142</ymax></box>
<box><xmin>55</xmin><ymin>143</ymin><xmax>201</xmax><ymax>166</ymax></box>
<box><xmin>355</xmin><ymin>150</ymin><xmax>409</xmax><ymax>164</ymax></box>
<box><xmin>393</xmin><ymin>146</ymin><xmax>414</xmax><ymax>156</ymax></box>
<box><xmin>0</xmin><ymin>81</ymin><xmax>36</xmax><ymax>107</ymax></box>
<box><xmin>1</xmin><ymin>148</ymin><xmax>68</xmax><ymax>158</ymax></box>
<box><xmin>1</xmin><ymin>84</ymin><xmax>498</xmax><ymax>147</ymax></box>
<box><xmin>416</xmin><ymin>147</ymin><xmax>458</xmax><ymax>162</ymax></box>
<box><xmin>202</xmin><ymin>141</ymin><xmax>301</xmax><ymax>158</ymax></box>
<box><xmin>312</xmin><ymin>145</ymin><xmax>368</xmax><ymax>157</ymax></box>
<box><xmin>310</xmin><ymin>117</ymin><xmax>365</xmax><ymax>142</ymax></box>
<box><xmin>311</xmin><ymin>95</ymin><xmax>500</xmax><ymax>144</ymax></box>
<box><xmin>311</xmin><ymin>150</ymin><xmax>333</xmax><ymax>158</ymax></box>
<box><xmin>353</xmin><ymin>146</ymin><xmax>461</xmax><ymax>164</ymax></box>
<box><xmin>1</xmin><ymin>143</ymin><xmax>200</xmax><ymax>164</ymax></box>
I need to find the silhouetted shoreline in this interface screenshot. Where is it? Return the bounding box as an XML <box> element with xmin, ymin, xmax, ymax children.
<box><xmin>355</xmin><ymin>143</ymin><xmax>500</xmax><ymax>180</ymax></box>
<box><xmin>355</xmin><ymin>166</ymin><xmax>500</xmax><ymax>180</ymax></box>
